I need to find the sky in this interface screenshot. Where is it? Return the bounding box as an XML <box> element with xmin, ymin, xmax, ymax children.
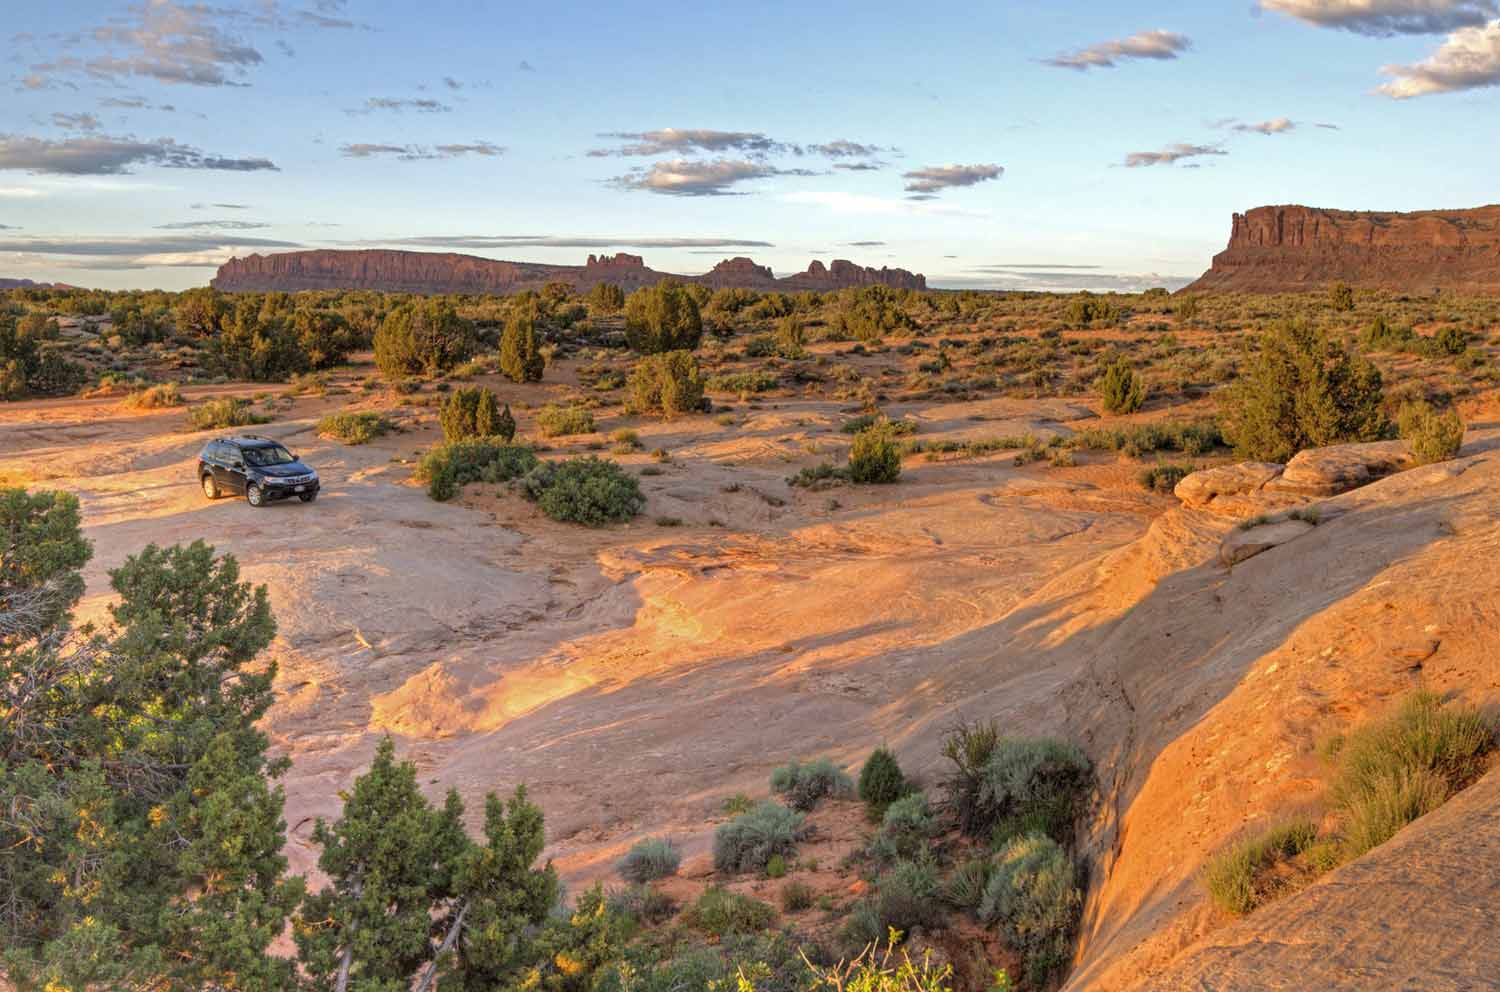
<box><xmin>1</xmin><ymin>0</ymin><xmax>1497</xmax><ymax>292</ymax></box>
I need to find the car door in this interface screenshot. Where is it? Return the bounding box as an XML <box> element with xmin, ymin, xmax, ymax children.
<box><xmin>218</xmin><ymin>444</ymin><xmax>247</xmax><ymax>494</ymax></box>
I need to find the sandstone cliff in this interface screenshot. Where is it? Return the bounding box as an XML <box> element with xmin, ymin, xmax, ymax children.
<box><xmin>210</xmin><ymin>248</ymin><xmax>926</xmax><ymax>295</ymax></box>
<box><xmin>1185</xmin><ymin>204</ymin><xmax>1500</xmax><ymax>294</ymax></box>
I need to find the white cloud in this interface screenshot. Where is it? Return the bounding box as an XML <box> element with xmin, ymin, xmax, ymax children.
<box><xmin>1231</xmin><ymin>117</ymin><xmax>1298</xmax><ymax>134</ymax></box>
<box><xmin>901</xmin><ymin>163</ymin><xmax>1003</xmax><ymax>193</ymax></box>
<box><xmin>1123</xmin><ymin>143</ymin><xmax>1227</xmax><ymax>167</ymax></box>
<box><xmin>1378</xmin><ymin>19</ymin><xmax>1500</xmax><ymax>96</ymax></box>
<box><xmin>1045</xmin><ymin>30</ymin><xmax>1192</xmax><ymax>70</ymax></box>
<box><xmin>609</xmin><ymin>158</ymin><xmax>816</xmax><ymax>196</ymax></box>
<box><xmin>1260</xmin><ymin>0</ymin><xmax>1496</xmax><ymax>35</ymax></box>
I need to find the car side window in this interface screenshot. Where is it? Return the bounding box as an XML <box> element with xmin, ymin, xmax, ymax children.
<box><xmin>205</xmin><ymin>442</ymin><xmax>222</xmax><ymax>461</ymax></box>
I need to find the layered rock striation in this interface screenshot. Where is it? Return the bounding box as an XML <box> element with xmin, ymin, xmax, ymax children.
<box><xmin>1185</xmin><ymin>204</ymin><xmax>1500</xmax><ymax>294</ymax></box>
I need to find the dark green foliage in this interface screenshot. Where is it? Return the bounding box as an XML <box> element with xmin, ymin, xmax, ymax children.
<box><xmin>1203</xmin><ymin>819</ymin><xmax>1319</xmax><ymax>915</ymax></box>
<box><xmin>1071</xmin><ymin>420</ymin><xmax>1220</xmax><ymax>458</ymax></box>
<box><xmin>294</xmin><ymin>738</ymin><xmax>463</xmax><ymax>989</ymax></box>
<box><xmin>1098</xmin><ymin>359</ymin><xmax>1145</xmax><ymax>414</ymax></box>
<box><xmin>848</xmin><ymin>420</ymin><xmax>902</xmax><ymax>484</ymax></box>
<box><xmin>713</xmin><ymin>801</ymin><xmax>806</xmax><ymax>874</ymax></box>
<box><xmin>774</xmin><ymin>315</ymin><xmax>807</xmax><ymax>358</ymax></box>
<box><xmin>979</xmin><ymin>834</ymin><xmax>1081</xmax><ymax>988</ymax></box>
<box><xmin>858</xmin><ymin>746</ymin><xmax>908</xmax><ymax>815</ymax></box>
<box><xmin>1219</xmin><ymin>321</ymin><xmax>1386</xmax><ymax>463</ymax></box>
<box><xmin>374</xmin><ymin>300</ymin><xmax>478</xmax><ymax>379</ymax></box>
<box><xmin>625</xmin><ymin>350</ymin><xmax>705</xmax><ymax>418</ymax></box>
<box><xmin>417</xmin><ymin>439</ymin><xmax>539</xmax><ymax>501</ymax></box>
<box><xmin>683</xmin><ymin>887</ymin><xmax>776</xmax><ymax>937</ymax></box>
<box><xmin>175</xmin><ymin>286</ymin><xmax>227</xmax><ymax>338</ymax></box>
<box><xmin>1397</xmin><ymin>400</ymin><xmax>1464</xmax><ymax>464</ymax></box>
<box><xmin>833</xmin><ymin>285</ymin><xmax>915</xmax><ymax>342</ymax></box>
<box><xmin>1</xmin><ymin>525</ymin><xmax>299</xmax><ymax>992</ymax></box>
<box><xmin>1174</xmin><ymin>295</ymin><xmax>1200</xmax><ymax>321</ymax></box>
<box><xmin>527</xmin><ymin>884</ymin><xmax>631</xmax><ymax>992</ymax></box>
<box><xmin>0</xmin><ymin>312</ymin><xmax>85</xmax><ymax>399</ymax></box>
<box><xmin>781</xmin><ymin>881</ymin><xmax>815</xmax><ymax>912</ymax></box>
<box><xmin>1329</xmin><ymin>281</ymin><xmax>1355</xmax><ymax>312</ymax></box>
<box><xmin>0</xmin><ymin>488</ymin><xmax>91</xmax><ymax>642</ymax></box>
<box><xmin>625</xmin><ymin>279</ymin><xmax>703</xmax><ymax>354</ymax></box>
<box><xmin>769</xmin><ymin>757</ymin><xmax>854</xmax><ymax>811</ymax></box>
<box><xmin>521</xmin><ymin>457</ymin><xmax>645</xmax><ymax>525</ymax></box>
<box><xmin>441</xmin><ymin>386</ymin><xmax>514</xmax><ymax>442</ymax></box>
<box><xmin>617</xmin><ymin>837</ymin><xmax>681</xmax><ymax>883</ymax></box>
<box><xmin>1068</xmin><ymin>292</ymin><xmax>1120</xmax><ymax>327</ymax></box>
<box><xmin>500</xmin><ymin>310</ymin><xmax>546</xmax><ymax>383</ymax></box>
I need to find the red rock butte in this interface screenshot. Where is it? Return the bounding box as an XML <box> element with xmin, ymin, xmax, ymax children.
<box><xmin>209</xmin><ymin>248</ymin><xmax>926</xmax><ymax>294</ymax></box>
<box><xmin>1186</xmin><ymin>204</ymin><xmax>1500</xmax><ymax>295</ymax></box>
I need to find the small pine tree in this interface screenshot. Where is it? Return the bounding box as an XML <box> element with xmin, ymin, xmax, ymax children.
<box><xmin>295</xmin><ymin>737</ymin><xmax>470</xmax><ymax>992</ymax></box>
<box><xmin>1098</xmin><ymin>360</ymin><xmax>1145</xmax><ymax>415</ymax></box>
<box><xmin>858</xmin><ymin>747</ymin><xmax>907</xmax><ymax>815</ymax></box>
<box><xmin>500</xmin><ymin>311</ymin><xmax>545</xmax><ymax>383</ymax></box>
<box><xmin>624</xmin><ymin>279</ymin><xmax>703</xmax><ymax>354</ymax></box>
<box><xmin>1329</xmin><ymin>281</ymin><xmax>1355</xmax><ymax>312</ymax></box>
<box><xmin>624</xmin><ymin>351</ymin><xmax>705</xmax><ymax>418</ymax></box>
<box><xmin>848</xmin><ymin>420</ymin><xmax>902</xmax><ymax>484</ymax></box>
<box><xmin>442</xmin><ymin>387</ymin><xmax>513</xmax><ymax>442</ymax></box>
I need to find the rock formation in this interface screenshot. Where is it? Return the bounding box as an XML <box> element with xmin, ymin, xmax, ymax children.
<box><xmin>210</xmin><ymin>248</ymin><xmax>926</xmax><ymax>295</ymax></box>
<box><xmin>1185</xmin><ymin>204</ymin><xmax>1500</xmax><ymax>295</ymax></box>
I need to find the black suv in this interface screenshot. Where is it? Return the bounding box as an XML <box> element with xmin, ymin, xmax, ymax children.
<box><xmin>198</xmin><ymin>436</ymin><xmax>320</xmax><ymax>507</ymax></box>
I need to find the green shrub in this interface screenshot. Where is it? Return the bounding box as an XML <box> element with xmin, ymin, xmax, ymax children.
<box><xmin>1329</xmin><ymin>281</ymin><xmax>1354</xmax><ymax>312</ymax></box>
<box><xmin>588</xmin><ymin>282</ymin><xmax>625</xmax><ymax>314</ymax></box>
<box><xmin>859</xmin><ymin>747</ymin><xmax>908</xmax><ymax>815</ymax></box>
<box><xmin>617</xmin><ymin>837</ymin><xmax>681</xmax><ymax>884</ymax></box>
<box><xmin>848</xmin><ymin>421</ymin><xmax>902</xmax><ymax>484</ymax></box>
<box><xmin>1071</xmin><ymin>421</ymin><xmax>1220</xmax><ymax>458</ymax></box>
<box><xmin>684</xmin><ymin>887</ymin><xmax>775</xmax><ymax>936</ymax></box>
<box><xmin>1435</xmin><ymin>325</ymin><xmax>1468</xmax><ymax>356</ymax></box>
<box><xmin>979</xmin><ymin>834</ymin><xmax>1081</xmax><ymax>988</ymax></box>
<box><xmin>123</xmin><ymin>382</ymin><xmax>183</xmax><ymax>409</ymax></box>
<box><xmin>535</xmin><ymin>403</ymin><xmax>596</xmax><ymax>437</ymax></box>
<box><xmin>441</xmin><ymin>386</ymin><xmax>515</xmax><ymax>442</ymax></box>
<box><xmin>706</xmin><ymin>371</ymin><xmax>778</xmax><ymax>394</ymax></box>
<box><xmin>625</xmin><ymin>350</ymin><xmax>705</xmax><ymax>418</ymax></box>
<box><xmin>713</xmin><ymin>801</ymin><xmax>806</xmax><ymax>874</ymax></box>
<box><xmin>1203</xmin><ymin>819</ymin><xmax>1319</xmax><ymax>915</ymax></box>
<box><xmin>1397</xmin><ymin>400</ymin><xmax>1463</xmax><ymax>465</ymax></box>
<box><xmin>787</xmin><ymin>462</ymin><xmax>845</xmax><ymax>489</ymax></box>
<box><xmin>1326</xmin><ymin>691</ymin><xmax>1495</xmax><ymax>861</ymax></box>
<box><xmin>942</xmin><ymin>730</ymin><xmax>1091</xmax><ymax>844</ymax></box>
<box><xmin>1098</xmin><ymin>360</ymin><xmax>1145</xmax><ymax>414</ymax></box>
<box><xmin>775</xmin><ymin>316</ymin><xmax>807</xmax><ymax>359</ymax></box>
<box><xmin>186</xmin><ymin>397</ymin><xmax>270</xmax><ymax>431</ymax></box>
<box><xmin>841</xmin><ymin>414</ymin><xmax>916</xmax><ymax>436</ymax></box>
<box><xmin>625</xmin><ymin>279</ymin><xmax>703</xmax><ymax>354</ymax></box>
<box><xmin>416</xmin><ymin>439</ymin><xmax>539</xmax><ymax>501</ymax></box>
<box><xmin>941</xmin><ymin>858</ymin><xmax>993</xmax><ymax>911</ymax></box>
<box><xmin>1219</xmin><ymin>321</ymin><xmax>1386</xmax><ymax>462</ymax></box>
<box><xmin>373</xmin><ymin>300</ymin><xmax>476</xmax><ymax>379</ymax></box>
<box><xmin>521</xmin><ymin>456</ymin><xmax>644</xmax><ymax>525</ymax></box>
<box><xmin>1138</xmin><ymin>462</ymin><xmax>1194</xmax><ymax>493</ymax></box>
<box><xmin>500</xmin><ymin>310</ymin><xmax>545</xmax><ymax>383</ymax></box>
<box><xmin>781</xmin><ymin>881</ymin><xmax>815</xmax><ymax>913</ymax></box>
<box><xmin>317</xmin><ymin>411</ymin><xmax>393</xmax><ymax>445</ymax></box>
<box><xmin>1068</xmin><ymin>291</ymin><xmax>1119</xmax><ymax>327</ymax></box>
<box><xmin>873</xmin><ymin>793</ymin><xmax>936</xmax><ymax>862</ymax></box>
<box><xmin>874</xmin><ymin>857</ymin><xmax>943</xmax><ymax>934</ymax></box>
<box><xmin>606</xmin><ymin>883</ymin><xmax>676</xmax><ymax>925</ymax></box>
<box><xmin>770</xmin><ymin>757</ymin><xmax>853</xmax><ymax>811</ymax></box>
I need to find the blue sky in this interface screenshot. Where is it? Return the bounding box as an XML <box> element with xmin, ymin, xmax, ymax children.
<box><xmin>1</xmin><ymin>0</ymin><xmax>1497</xmax><ymax>291</ymax></box>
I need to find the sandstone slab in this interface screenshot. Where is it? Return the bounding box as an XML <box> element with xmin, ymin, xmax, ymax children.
<box><xmin>1174</xmin><ymin>462</ymin><xmax>1284</xmax><ymax>509</ymax></box>
<box><xmin>1265</xmin><ymin>440</ymin><xmax>1412</xmax><ymax>497</ymax></box>
<box><xmin>1218</xmin><ymin>519</ymin><xmax>1314</xmax><ymax>566</ymax></box>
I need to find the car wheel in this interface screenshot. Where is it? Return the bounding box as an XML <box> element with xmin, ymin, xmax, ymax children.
<box><xmin>299</xmin><ymin>492</ymin><xmax>317</xmax><ymax>503</ymax></box>
<box><xmin>247</xmin><ymin>483</ymin><xmax>265</xmax><ymax>507</ymax></box>
<box><xmin>201</xmin><ymin>474</ymin><xmax>219</xmax><ymax>499</ymax></box>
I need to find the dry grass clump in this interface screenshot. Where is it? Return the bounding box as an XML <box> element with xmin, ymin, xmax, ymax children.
<box><xmin>186</xmin><ymin>396</ymin><xmax>269</xmax><ymax>431</ymax></box>
<box><xmin>317</xmin><ymin>410</ymin><xmax>393</xmax><ymax>445</ymax></box>
<box><xmin>123</xmin><ymin>381</ymin><xmax>182</xmax><ymax>409</ymax></box>
<box><xmin>1203</xmin><ymin>819</ymin><xmax>1319</xmax><ymax>915</ymax></box>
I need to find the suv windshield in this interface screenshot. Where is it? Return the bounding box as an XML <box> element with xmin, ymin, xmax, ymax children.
<box><xmin>243</xmin><ymin>444</ymin><xmax>296</xmax><ymax>467</ymax></box>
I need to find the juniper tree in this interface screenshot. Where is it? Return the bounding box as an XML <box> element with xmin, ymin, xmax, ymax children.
<box><xmin>500</xmin><ymin>309</ymin><xmax>545</xmax><ymax>383</ymax></box>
